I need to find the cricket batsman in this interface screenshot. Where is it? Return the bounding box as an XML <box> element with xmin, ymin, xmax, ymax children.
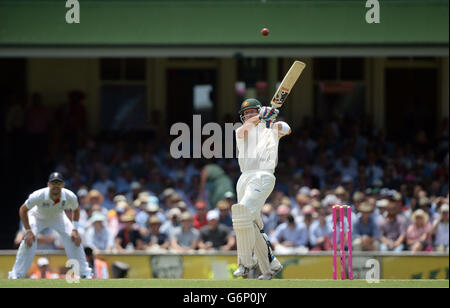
<box><xmin>9</xmin><ymin>172</ymin><xmax>92</xmax><ymax>279</ymax></box>
<box><xmin>232</xmin><ymin>98</ymin><xmax>291</xmax><ymax>280</ymax></box>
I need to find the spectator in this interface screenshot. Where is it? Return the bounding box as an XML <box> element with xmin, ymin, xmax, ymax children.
<box><xmin>198</xmin><ymin>210</ymin><xmax>235</xmax><ymax>251</ymax></box>
<box><xmin>261</xmin><ymin>203</ymin><xmax>277</xmax><ymax>235</ymax></box>
<box><xmin>273</xmin><ymin>204</ymin><xmax>291</xmax><ymax>232</ymax></box>
<box><xmin>406</xmin><ymin>209</ymin><xmax>432</xmax><ymax>252</ymax></box>
<box><xmin>115</xmin><ymin>212</ymin><xmax>145</xmax><ymax>251</ymax></box>
<box><xmin>378</xmin><ymin>201</ymin><xmax>407</xmax><ymax>252</ymax></box>
<box><xmin>353</xmin><ymin>203</ymin><xmax>380</xmax><ymax>251</ymax></box>
<box><xmin>101</xmin><ymin>185</ymin><xmax>117</xmax><ymax>211</ymax></box>
<box><xmin>170</xmin><ymin>212</ymin><xmax>200</xmax><ymax>253</ymax></box>
<box><xmin>92</xmin><ymin>167</ymin><xmax>115</xmax><ymax>196</ymax></box>
<box><xmin>83</xmin><ymin>211</ymin><xmax>114</xmax><ymax>252</ymax></box>
<box><xmin>198</xmin><ymin>164</ymin><xmax>235</xmax><ymax>209</ymax></box>
<box><xmin>271</xmin><ymin>214</ymin><xmax>309</xmax><ymax>254</ymax></box>
<box><xmin>135</xmin><ymin>195</ymin><xmax>165</xmax><ymax>229</ymax></box>
<box><xmin>193</xmin><ymin>200</ymin><xmax>208</xmax><ymax>229</ymax></box>
<box><xmin>143</xmin><ymin>216</ymin><xmax>170</xmax><ymax>252</ymax></box>
<box><xmin>160</xmin><ymin>208</ymin><xmax>182</xmax><ymax>237</ymax></box>
<box><xmin>309</xmin><ymin>207</ymin><xmax>332</xmax><ymax>251</ymax></box>
<box><xmin>216</xmin><ymin>200</ymin><xmax>233</xmax><ymax>228</ymax></box>
<box><xmin>432</xmin><ymin>204</ymin><xmax>449</xmax><ymax>252</ymax></box>
<box><xmin>30</xmin><ymin>257</ymin><xmax>59</xmax><ymax>279</ymax></box>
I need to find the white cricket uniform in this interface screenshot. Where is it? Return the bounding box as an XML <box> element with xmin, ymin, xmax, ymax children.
<box><xmin>9</xmin><ymin>187</ymin><xmax>92</xmax><ymax>279</ymax></box>
<box><xmin>233</xmin><ymin>121</ymin><xmax>290</xmax><ymax>273</ymax></box>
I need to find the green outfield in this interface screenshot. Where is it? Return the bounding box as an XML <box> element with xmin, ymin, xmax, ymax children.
<box><xmin>0</xmin><ymin>279</ymin><xmax>448</xmax><ymax>288</ymax></box>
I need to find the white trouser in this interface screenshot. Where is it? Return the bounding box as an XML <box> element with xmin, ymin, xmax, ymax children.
<box><xmin>234</xmin><ymin>170</ymin><xmax>276</xmax><ymax>273</ymax></box>
<box><xmin>9</xmin><ymin>213</ymin><xmax>92</xmax><ymax>279</ymax></box>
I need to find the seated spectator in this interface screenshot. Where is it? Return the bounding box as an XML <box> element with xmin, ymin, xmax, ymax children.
<box><xmin>83</xmin><ymin>211</ymin><xmax>114</xmax><ymax>252</ymax></box>
<box><xmin>271</xmin><ymin>214</ymin><xmax>309</xmax><ymax>254</ymax></box>
<box><xmin>171</xmin><ymin>212</ymin><xmax>200</xmax><ymax>253</ymax></box>
<box><xmin>378</xmin><ymin>201</ymin><xmax>407</xmax><ymax>252</ymax></box>
<box><xmin>353</xmin><ymin>203</ymin><xmax>380</xmax><ymax>251</ymax></box>
<box><xmin>273</xmin><ymin>204</ymin><xmax>291</xmax><ymax>232</ymax></box>
<box><xmin>115</xmin><ymin>212</ymin><xmax>145</xmax><ymax>251</ymax></box>
<box><xmin>30</xmin><ymin>257</ymin><xmax>59</xmax><ymax>279</ymax></box>
<box><xmin>135</xmin><ymin>195</ymin><xmax>165</xmax><ymax>229</ymax></box>
<box><xmin>143</xmin><ymin>216</ymin><xmax>170</xmax><ymax>252</ymax></box>
<box><xmin>309</xmin><ymin>207</ymin><xmax>332</xmax><ymax>251</ymax></box>
<box><xmin>261</xmin><ymin>203</ymin><xmax>277</xmax><ymax>235</ymax></box>
<box><xmin>432</xmin><ymin>204</ymin><xmax>449</xmax><ymax>252</ymax></box>
<box><xmin>406</xmin><ymin>209</ymin><xmax>432</xmax><ymax>252</ymax></box>
<box><xmin>160</xmin><ymin>208</ymin><xmax>182</xmax><ymax>237</ymax></box>
<box><xmin>193</xmin><ymin>200</ymin><xmax>208</xmax><ymax>229</ymax></box>
<box><xmin>198</xmin><ymin>210</ymin><xmax>235</xmax><ymax>251</ymax></box>
<box><xmin>101</xmin><ymin>185</ymin><xmax>117</xmax><ymax>211</ymax></box>
<box><xmin>216</xmin><ymin>200</ymin><xmax>232</xmax><ymax>228</ymax></box>
<box><xmin>87</xmin><ymin>190</ymin><xmax>107</xmax><ymax>215</ymax></box>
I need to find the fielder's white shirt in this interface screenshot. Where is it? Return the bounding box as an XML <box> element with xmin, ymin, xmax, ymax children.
<box><xmin>236</xmin><ymin>121</ymin><xmax>290</xmax><ymax>173</ymax></box>
<box><xmin>25</xmin><ymin>187</ymin><xmax>79</xmax><ymax>220</ymax></box>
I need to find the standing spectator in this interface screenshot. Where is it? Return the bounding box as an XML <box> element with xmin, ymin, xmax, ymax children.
<box><xmin>309</xmin><ymin>207</ymin><xmax>332</xmax><ymax>251</ymax></box>
<box><xmin>432</xmin><ymin>204</ymin><xmax>449</xmax><ymax>252</ymax></box>
<box><xmin>83</xmin><ymin>212</ymin><xmax>114</xmax><ymax>252</ymax></box>
<box><xmin>353</xmin><ymin>203</ymin><xmax>380</xmax><ymax>251</ymax></box>
<box><xmin>143</xmin><ymin>216</ymin><xmax>170</xmax><ymax>252</ymax></box>
<box><xmin>406</xmin><ymin>209</ymin><xmax>432</xmax><ymax>252</ymax></box>
<box><xmin>198</xmin><ymin>210</ymin><xmax>235</xmax><ymax>251</ymax></box>
<box><xmin>198</xmin><ymin>163</ymin><xmax>234</xmax><ymax>209</ymax></box>
<box><xmin>115</xmin><ymin>213</ymin><xmax>145</xmax><ymax>251</ymax></box>
<box><xmin>378</xmin><ymin>201</ymin><xmax>407</xmax><ymax>252</ymax></box>
<box><xmin>170</xmin><ymin>212</ymin><xmax>200</xmax><ymax>253</ymax></box>
<box><xmin>271</xmin><ymin>214</ymin><xmax>309</xmax><ymax>253</ymax></box>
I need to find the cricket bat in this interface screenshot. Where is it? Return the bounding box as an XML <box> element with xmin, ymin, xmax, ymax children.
<box><xmin>270</xmin><ymin>60</ymin><xmax>306</xmax><ymax>108</ymax></box>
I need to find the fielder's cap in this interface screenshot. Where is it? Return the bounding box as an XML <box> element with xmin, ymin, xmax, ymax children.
<box><xmin>77</xmin><ymin>188</ymin><xmax>88</xmax><ymax>198</ymax></box>
<box><xmin>207</xmin><ymin>210</ymin><xmax>220</xmax><ymax>221</ymax></box>
<box><xmin>48</xmin><ymin>172</ymin><xmax>64</xmax><ymax>183</ymax></box>
<box><xmin>37</xmin><ymin>257</ymin><xmax>50</xmax><ymax>267</ymax></box>
<box><xmin>440</xmin><ymin>204</ymin><xmax>449</xmax><ymax>213</ymax></box>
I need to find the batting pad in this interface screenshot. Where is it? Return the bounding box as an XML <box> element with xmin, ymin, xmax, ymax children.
<box><xmin>253</xmin><ymin>226</ymin><xmax>273</xmax><ymax>274</ymax></box>
<box><xmin>232</xmin><ymin>204</ymin><xmax>256</xmax><ymax>268</ymax></box>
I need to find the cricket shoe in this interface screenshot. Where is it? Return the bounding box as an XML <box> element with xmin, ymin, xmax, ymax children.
<box><xmin>258</xmin><ymin>258</ymin><xmax>283</xmax><ymax>280</ymax></box>
<box><xmin>233</xmin><ymin>264</ymin><xmax>257</xmax><ymax>278</ymax></box>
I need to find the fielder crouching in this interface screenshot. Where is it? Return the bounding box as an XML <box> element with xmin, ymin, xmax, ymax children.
<box><xmin>232</xmin><ymin>99</ymin><xmax>291</xmax><ymax>280</ymax></box>
<box><xmin>9</xmin><ymin>172</ymin><xmax>92</xmax><ymax>279</ymax></box>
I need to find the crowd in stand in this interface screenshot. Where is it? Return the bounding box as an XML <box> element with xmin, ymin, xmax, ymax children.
<box><xmin>7</xmin><ymin>91</ymin><xmax>449</xmax><ymax>254</ymax></box>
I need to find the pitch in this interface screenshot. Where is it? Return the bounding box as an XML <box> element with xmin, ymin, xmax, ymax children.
<box><xmin>0</xmin><ymin>279</ymin><xmax>447</xmax><ymax>288</ymax></box>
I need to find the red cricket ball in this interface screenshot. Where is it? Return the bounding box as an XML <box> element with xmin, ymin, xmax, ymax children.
<box><xmin>261</xmin><ymin>28</ymin><xmax>269</xmax><ymax>36</ymax></box>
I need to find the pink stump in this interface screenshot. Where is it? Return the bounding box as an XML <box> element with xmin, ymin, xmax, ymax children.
<box><xmin>347</xmin><ymin>206</ymin><xmax>353</xmax><ymax>280</ymax></box>
<box><xmin>332</xmin><ymin>206</ymin><xmax>337</xmax><ymax>280</ymax></box>
<box><xmin>340</xmin><ymin>206</ymin><xmax>345</xmax><ymax>280</ymax></box>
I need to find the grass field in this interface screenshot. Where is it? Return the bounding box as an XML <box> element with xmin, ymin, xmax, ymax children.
<box><xmin>0</xmin><ymin>279</ymin><xmax>448</xmax><ymax>288</ymax></box>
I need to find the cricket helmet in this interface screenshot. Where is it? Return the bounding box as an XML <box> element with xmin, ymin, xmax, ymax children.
<box><xmin>238</xmin><ymin>98</ymin><xmax>261</xmax><ymax>122</ymax></box>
